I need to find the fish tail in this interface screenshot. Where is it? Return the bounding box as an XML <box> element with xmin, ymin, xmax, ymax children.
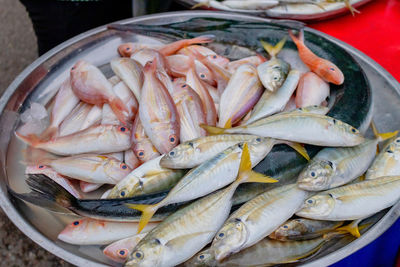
<box><xmin>288</xmin><ymin>29</ymin><xmax>304</xmax><ymax>46</ymax></box>
<box><xmin>223</xmin><ymin>118</ymin><xmax>232</xmax><ymax>129</ymax></box>
<box><xmin>236</xmin><ymin>143</ymin><xmax>278</xmax><ymax>185</ymax></box>
<box><xmin>109</xmin><ymin>97</ymin><xmax>129</xmax><ymax>125</ymax></box>
<box><xmin>200</xmin><ymin>123</ymin><xmax>226</xmax><ymax>135</ymax></box>
<box><xmin>9</xmin><ymin>174</ymin><xmax>78</xmax><ymax>213</ymax></box>
<box><xmin>335</xmin><ymin>219</ymin><xmax>366</xmax><ymax>238</ymax></box>
<box><xmin>187</xmin><ymin>35</ymin><xmax>215</xmax><ymax>46</ymax></box>
<box><xmin>22</xmin><ymin>146</ymin><xmax>57</xmax><ymax>166</ymax></box>
<box><xmin>125</xmin><ymin>203</ymin><xmax>160</xmax><ymax>233</ymax></box>
<box><xmin>344</xmin><ymin>0</ymin><xmax>360</xmax><ymax>16</ymax></box>
<box><xmin>281</xmin><ymin>141</ymin><xmax>310</xmax><ymax>161</ymax></box>
<box><xmin>15</xmin><ymin>132</ymin><xmax>42</xmax><ymax>147</ymax></box>
<box><xmin>260</xmin><ymin>37</ymin><xmax>287</xmax><ymax>57</ymax></box>
<box><xmin>370</xmin><ymin>121</ymin><xmax>398</xmax><ymax>142</ymax></box>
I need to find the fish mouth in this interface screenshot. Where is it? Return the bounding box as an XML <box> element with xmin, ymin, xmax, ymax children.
<box><xmin>297</xmin><ymin>179</ymin><xmax>326</xmax><ymax>191</ymax></box>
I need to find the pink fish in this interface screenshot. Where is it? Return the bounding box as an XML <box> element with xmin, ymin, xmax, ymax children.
<box><xmin>178</xmin><ymin>45</ymin><xmax>230</xmax><ymax>69</ymax></box>
<box><xmin>70</xmin><ymin>60</ymin><xmax>128</xmax><ymax>124</ymax></box>
<box><xmin>227</xmin><ymin>54</ymin><xmax>266</xmax><ymax>73</ymax></box>
<box><xmin>79</xmin><ymin>181</ymin><xmax>102</xmax><ymax>193</ymax></box>
<box><xmin>218</xmin><ymin>64</ymin><xmax>264</xmax><ymax>128</ymax></box>
<box><xmin>158</xmin><ymin>35</ymin><xmax>215</xmax><ymax>56</ymax></box>
<box><xmin>40</xmin><ymin>78</ymin><xmax>80</xmax><ymax>140</ymax></box>
<box><xmin>172</xmin><ymin>80</ymin><xmax>207</xmax><ymax>142</ymax></box>
<box><xmin>139</xmin><ymin>58</ymin><xmax>180</xmax><ymax>154</ymax></box>
<box><xmin>103</xmin><ymin>233</ymin><xmax>147</xmax><ymax>263</ymax></box>
<box><xmin>131</xmin><ymin>116</ymin><xmax>160</xmax><ymax>164</ymax></box>
<box><xmin>295</xmin><ymin>72</ymin><xmax>330</xmax><ymax>108</ymax></box>
<box><xmin>58</xmin><ymin>102</ymin><xmax>93</xmax><ymax>137</ymax></box>
<box><xmin>166</xmin><ymin>54</ymin><xmax>216</xmax><ymax>86</ymax></box>
<box><xmin>124</xmin><ymin>149</ymin><xmax>140</xmax><ymax>169</ymax></box>
<box><xmin>25</xmin><ymin>165</ymin><xmax>81</xmax><ymax>198</ymax></box>
<box><xmin>289</xmin><ymin>30</ymin><xmax>344</xmax><ymax>85</ymax></box>
<box><xmin>185</xmin><ymin>55</ymin><xmax>217</xmax><ymax>126</ymax></box>
<box><xmin>58</xmin><ymin>218</ymin><xmax>157</xmax><ymax>245</ymax></box>
<box><xmin>16</xmin><ymin>124</ymin><xmax>131</xmax><ymax>156</ymax></box>
<box><xmin>118</xmin><ymin>43</ymin><xmax>162</xmax><ymax>57</ymax></box>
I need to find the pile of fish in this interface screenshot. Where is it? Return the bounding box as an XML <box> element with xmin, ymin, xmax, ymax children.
<box><xmin>13</xmin><ymin>29</ymin><xmax>400</xmax><ymax>267</ymax></box>
<box><xmin>192</xmin><ymin>0</ymin><xmax>359</xmax><ymax>16</ymax></box>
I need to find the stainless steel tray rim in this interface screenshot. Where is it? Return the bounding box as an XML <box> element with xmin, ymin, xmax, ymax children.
<box><xmin>0</xmin><ymin>10</ymin><xmax>399</xmax><ymax>267</ymax></box>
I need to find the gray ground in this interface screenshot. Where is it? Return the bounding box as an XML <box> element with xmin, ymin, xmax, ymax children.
<box><xmin>0</xmin><ymin>0</ymin><xmax>72</xmax><ymax>266</ymax></box>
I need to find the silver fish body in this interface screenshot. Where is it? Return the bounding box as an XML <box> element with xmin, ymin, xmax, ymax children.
<box><xmin>297</xmin><ymin>138</ymin><xmax>378</xmax><ymax>191</ymax></box>
<box><xmin>257</xmin><ymin>56</ymin><xmax>290</xmax><ymax>92</ymax></box>
<box><xmin>366</xmin><ymin>137</ymin><xmax>400</xmax><ymax>179</ymax></box>
<box><xmin>247</xmin><ymin>69</ymin><xmax>300</xmax><ymax>124</ymax></box>
<box><xmin>296</xmin><ymin>176</ymin><xmax>400</xmax><ymax>220</ymax></box>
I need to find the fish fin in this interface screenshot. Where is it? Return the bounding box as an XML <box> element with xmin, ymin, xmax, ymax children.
<box><xmin>12</xmin><ymin>174</ymin><xmax>78</xmax><ymax>212</ymax></box>
<box><xmin>223</xmin><ymin>118</ymin><xmax>232</xmax><ymax>129</ymax></box>
<box><xmin>237</xmin><ymin>143</ymin><xmax>278</xmax><ymax>184</ymax></box>
<box><xmin>39</xmin><ymin>126</ymin><xmax>58</xmax><ymax>141</ymax></box>
<box><xmin>260</xmin><ymin>37</ymin><xmax>287</xmax><ymax>57</ymax></box>
<box><xmin>109</xmin><ymin>97</ymin><xmax>129</xmax><ymax>125</ymax></box>
<box><xmin>370</xmin><ymin>121</ymin><xmax>398</xmax><ymax>142</ymax></box>
<box><xmin>344</xmin><ymin>0</ymin><xmax>360</xmax><ymax>16</ymax></box>
<box><xmin>187</xmin><ymin>35</ymin><xmax>215</xmax><ymax>46</ymax></box>
<box><xmin>125</xmin><ymin>203</ymin><xmax>160</xmax><ymax>233</ymax></box>
<box><xmin>15</xmin><ymin>132</ymin><xmax>42</xmax><ymax>147</ymax></box>
<box><xmin>282</xmin><ymin>141</ymin><xmax>310</xmax><ymax>161</ymax></box>
<box><xmin>200</xmin><ymin>124</ymin><xmax>226</xmax><ymax>135</ymax></box>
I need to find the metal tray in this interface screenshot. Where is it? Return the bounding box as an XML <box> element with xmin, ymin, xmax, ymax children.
<box><xmin>176</xmin><ymin>0</ymin><xmax>374</xmax><ymax>22</ymax></box>
<box><xmin>0</xmin><ymin>11</ymin><xmax>399</xmax><ymax>267</ymax></box>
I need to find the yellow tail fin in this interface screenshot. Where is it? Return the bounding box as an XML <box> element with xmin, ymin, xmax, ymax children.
<box><xmin>260</xmin><ymin>37</ymin><xmax>287</xmax><ymax>58</ymax></box>
<box><xmin>284</xmin><ymin>142</ymin><xmax>310</xmax><ymax>161</ymax></box>
<box><xmin>336</xmin><ymin>219</ymin><xmax>369</xmax><ymax>238</ymax></box>
<box><xmin>370</xmin><ymin>121</ymin><xmax>398</xmax><ymax>142</ymax></box>
<box><xmin>191</xmin><ymin>1</ymin><xmax>209</xmax><ymax>9</ymax></box>
<box><xmin>200</xmin><ymin>124</ymin><xmax>226</xmax><ymax>135</ymax></box>
<box><xmin>237</xmin><ymin>143</ymin><xmax>278</xmax><ymax>184</ymax></box>
<box><xmin>344</xmin><ymin>0</ymin><xmax>360</xmax><ymax>16</ymax></box>
<box><xmin>125</xmin><ymin>203</ymin><xmax>160</xmax><ymax>234</ymax></box>
<box><xmin>223</xmin><ymin>118</ymin><xmax>232</xmax><ymax>129</ymax></box>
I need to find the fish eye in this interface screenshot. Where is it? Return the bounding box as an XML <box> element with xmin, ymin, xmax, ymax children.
<box><xmin>200</xmin><ymin>74</ymin><xmax>206</xmax><ymax>78</ymax></box>
<box><xmin>120</xmin><ymin>191</ymin><xmax>126</xmax><ymax>197</ymax></box>
<box><xmin>188</xmin><ymin>142</ymin><xmax>194</xmax><ymax>147</ymax></box>
<box><xmin>256</xmin><ymin>137</ymin><xmax>261</xmax><ymax>142</ymax></box>
<box><xmin>126</xmin><ymin>47</ymin><xmax>130</xmax><ymax>51</ymax></box>
<box><xmin>310</xmin><ymin>171</ymin><xmax>316</xmax><ymax>177</ymax></box>
<box><xmin>169</xmin><ymin>135</ymin><xmax>177</xmax><ymax>144</ymax></box>
<box><xmin>396</xmin><ymin>139</ymin><xmax>400</xmax><ymax>143</ymax></box>
<box><xmin>332</xmin><ymin>119</ymin><xmax>336</xmax><ymax>124</ymax></box>
<box><xmin>314</xmin><ymin>105</ymin><xmax>318</xmax><ymax>107</ymax></box>
<box><xmin>134</xmin><ymin>251</ymin><xmax>144</xmax><ymax>259</ymax></box>
<box><xmin>199</xmin><ymin>254</ymin><xmax>205</xmax><ymax>260</ymax></box>
<box><xmin>387</xmin><ymin>150</ymin><xmax>393</xmax><ymax>153</ymax></box>
<box><xmin>330</xmin><ymin>67</ymin><xmax>335</xmax><ymax>71</ymax></box>
<box><xmin>119</xmin><ymin>126</ymin><xmax>126</xmax><ymax>132</ymax></box>
<box><xmin>213</xmin><ymin>55</ymin><xmax>217</xmax><ymax>59</ymax></box>
<box><xmin>273</xmin><ymin>76</ymin><xmax>279</xmax><ymax>81</ymax></box>
<box><xmin>137</xmin><ymin>150</ymin><xmax>145</xmax><ymax>158</ymax></box>
<box><xmin>182</xmin><ymin>84</ymin><xmax>187</xmax><ymax>88</ymax></box>
<box><xmin>38</xmin><ymin>165</ymin><xmax>44</xmax><ymax>169</ymax></box>
<box><xmin>73</xmin><ymin>221</ymin><xmax>80</xmax><ymax>226</ymax></box>
<box><xmin>283</xmin><ymin>225</ymin><xmax>288</xmax><ymax>229</ymax></box>
<box><xmin>218</xmin><ymin>232</ymin><xmax>225</xmax><ymax>238</ymax></box>
<box><xmin>118</xmin><ymin>249</ymin><xmax>128</xmax><ymax>258</ymax></box>
<box><xmin>307</xmin><ymin>199</ymin><xmax>314</xmax><ymax>204</ymax></box>
<box><xmin>71</xmin><ymin>66</ymin><xmax>76</xmax><ymax>70</ymax></box>
<box><xmin>120</xmin><ymin>163</ymin><xmax>128</xmax><ymax>170</ymax></box>
<box><xmin>169</xmin><ymin>151</ymin><xmax>175</xmax><ymax>156</ymax></box>
<box><xmin>149</xmin><ymin>61</ymin><xmax>153</xmax><ymax>64</ymax></box>
<box><xmin>351</xmin><ymin>128</ymin><xmax>357</xmax><ymax>133</ymax></box>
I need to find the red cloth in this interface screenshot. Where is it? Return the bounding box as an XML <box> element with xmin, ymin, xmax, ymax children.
<box><xmin>310</xmin><ymin>0</ymin><xmax>400</xmax><ymax>81</ymax></box>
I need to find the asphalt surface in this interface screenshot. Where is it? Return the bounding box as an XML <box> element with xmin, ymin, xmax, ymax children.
<box><xmin>0</xmin><ymin>0</ymin><xmax>72</xmax><ymax>266</ymax></box>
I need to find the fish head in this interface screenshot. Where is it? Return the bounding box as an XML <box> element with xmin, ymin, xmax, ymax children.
<box><xmin>185</xmin><ymin>248</ymin><xmax>216</xmax><ymax>267</ymax></box>
<box><xmin>150</xmin><ymin>122</ymin><xmax>180</xmax><ymax>154</ymax></box>
<box><xmin>297</xmin><ymin>160</ymin><xmax>336</xmax><ymax>190</ymax></box>
<box><xmin>212</xmin><ymin>218</ymin><xmax>248</xmax><ymax>262</ymax></box>
<box><xmin>387</xmin><ymin>138</ymin><xmax>400</xmax><ymax>154</ymax></box>
<box><xmin>118</xmin><ymin>43</ymin><xmax>135</xmax><ymax>57</ymax></box>
<box><xmin>159</xmin><ymin>141</ymin><xmax>196</xmax><ymax>168</ymax></box>
<box><xmin>110</xmin><ymin>125</ymin><xmax>132</xmax><ymax>143</ymax></box>
<box><xmin>57</xmin><ymin>219</ymin><xmax>91</xmax><ymax>243</ymax></box>
<box><xmin>103</xmin><ymin>235</ymin><xmax>143</xmax><ymax>263</ymax></box>
<box><xmin>143</xmin><ymin>58</ymin><xmax>158</xmax><ymax>74</ymax></box>
<box><xmin>258</xmin><ymin>58</ymin><xmax>290</xmax><ymax>91</ymax></box>
<box><xmin>296</xmin><ymin>194</ymin><xmax>335</xmax><ymax>218</ymax></box>
<box><xmin>334</xmin><ymin>120</ymin><xmax>364</xmax><ymax>145</ymax></box>
<box><xmin>103</xmin><ymin>157</ymin><xmax>132</xmax><ymax>183</ymax></box>
<box><xmin>319</xmin><ymin>61</ymin><xmax>344</xmax><ymax>85</ymax></box>
<box><xmin>247</xmin><ymin>137</ymin><xmax>273</xmax><ymax>159</ymax></box>
<box><xmin>206</xmin><ymin>54</ymin><xmax>229</xmax><ymax>68</ymax></box>
<box><xmin>70</xmin><ymin>60</ymin><xmax>88</xmax><ymax>75</ymax></box>
<box><xmin>108</xmin><ymin>176</ymin><xmax>140</xmax><ymax>198</ymax></box>
<box><xmin>271</xmin><ymin>219</ymin><xmax>307</xmax><ymax>240</ymax></box>
<box><xmin>134</xmin><ymin>140</ymin><xmax>160</xmax><ymax>163</ymax></box>
<box><xmin>25</xmin><ymin>164</ymin><xmax>50</xmax><ymax>174</ymax></box>
<box><xmin>125</xmin><ymin>238</ymin><xmax>164</xmax><ymax>267</ymax></box>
